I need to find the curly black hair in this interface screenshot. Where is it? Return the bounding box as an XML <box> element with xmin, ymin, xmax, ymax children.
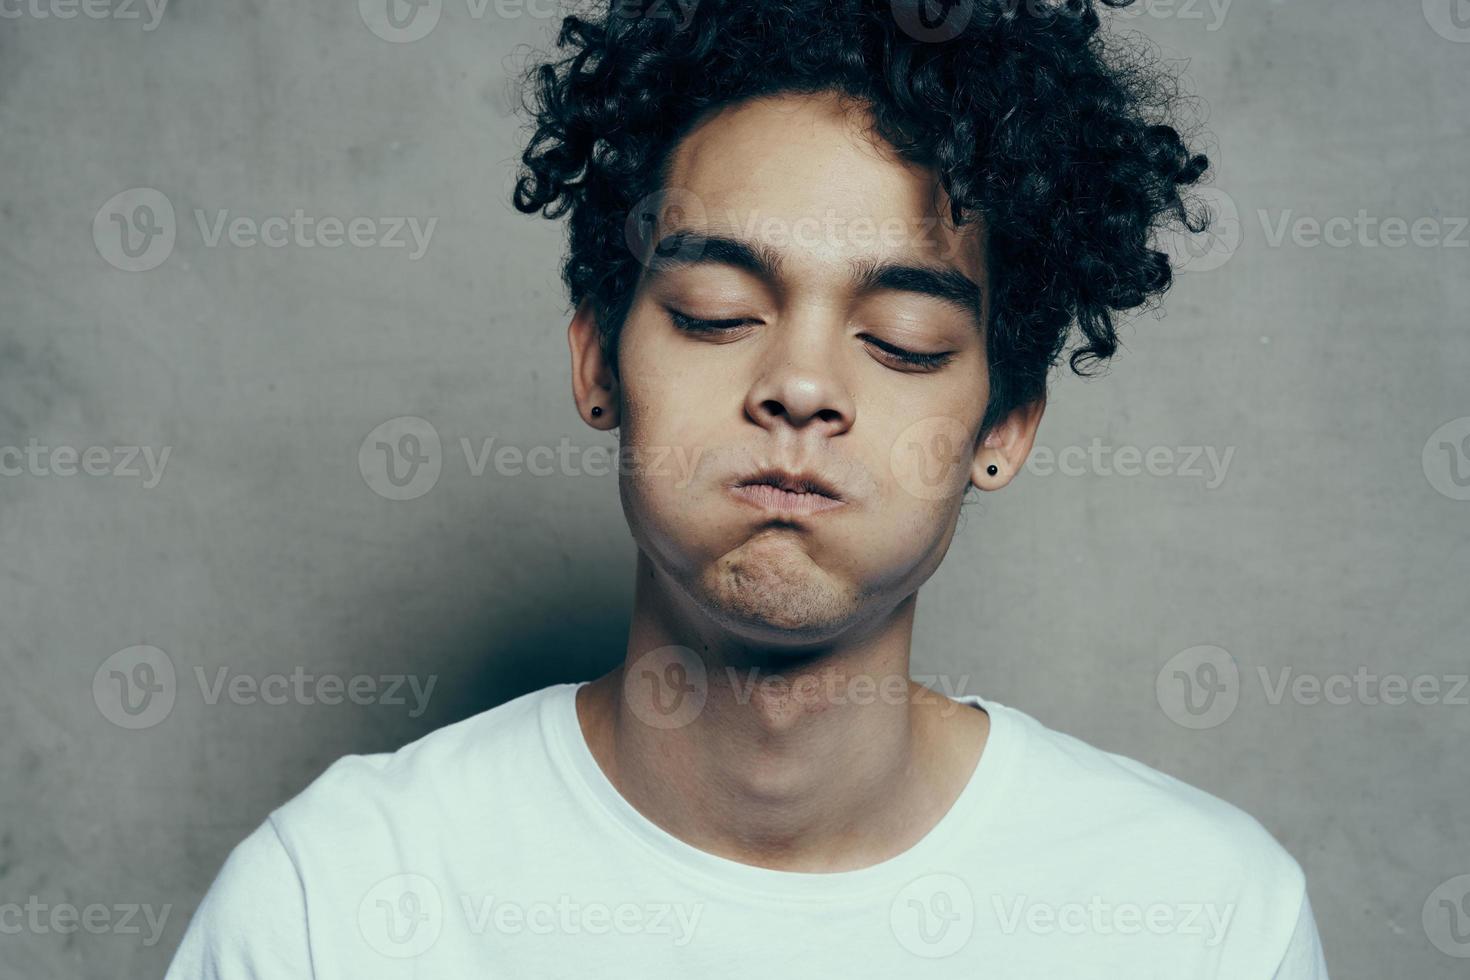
<box><xmin>512</xmin><ymin>0</ymin><xmax>1211</xmax><ymax>438</ymax></box>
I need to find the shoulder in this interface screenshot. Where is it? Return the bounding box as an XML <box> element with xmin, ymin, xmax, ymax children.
<box><xmin>166</xmin><ymin>684</ymin><xmax>568</xmax><ymax>977</ymax></box>
<box><xmin>986</xmin><ymin>699</ymin><xmax>1309</xmax><ymax>946</ymax></box>
<box><xmin>164</xmin><ymin>816</ymin><xmax>310</xmax><ymax>979</ymax></box>
<box><xmin>283</xmin><ymin>683</ymin><xmax>558</xmax><ymax>809</ymax></box>
<box><xmin>270</xmin><ymin>682</ymin><xmax>568</xmax><ymax>851</ymax></box>
<box><xmin>995</xmin><ymin>698</ymin><xmax>1301</xmax><ymax>870</ymax></box>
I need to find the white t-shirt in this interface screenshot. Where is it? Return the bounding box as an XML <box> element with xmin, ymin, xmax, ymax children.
<box><xmin>166</xmin><ymin>683</ymin><xmax>1329</xmax><ymax>978</ymax></box>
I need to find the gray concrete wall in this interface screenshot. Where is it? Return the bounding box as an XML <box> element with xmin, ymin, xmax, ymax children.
<box><xmin>0</xmin><ymin>2</ymin><xmax>1466</xmax><ymax>977</ymax></box>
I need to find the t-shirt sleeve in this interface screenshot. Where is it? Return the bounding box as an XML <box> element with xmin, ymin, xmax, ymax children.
<box><xmin>1270</xmin><ymin>885</ymin><xmax>1330</xmax><ymax>980</ymax></box>
<box><xmin>163</xmin><ymin>816</ymin><xmax>314</xmax><ymax>979</ymax></box>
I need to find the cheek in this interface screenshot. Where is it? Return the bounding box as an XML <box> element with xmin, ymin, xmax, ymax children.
<box><xmin>613</xmin><ymin>340</ymin><xmax>734</xmax><ymax>566</ymax></box>
<box><xmin>862</xmin><ymin>447</ymin><xmax>970</xmax><ymax>593</ymax></box>
<box><xmin>617</xmin><ymin>317</ymin><xmax>736</xmax><ymax>457</ymax></box>
<box><xmin>875</xmin><ymin>428</ymin><xmax>970</xmax><ymax>531</ymax></box>
<box><xmin>882</xmin><ymin>411</ymin><xmax>980</xmax><ymax>504</ymax></box>
<box><xmin>619</xmin><ymin>367</ymin><xmax>725</xmax><ymax>474</ymax></box>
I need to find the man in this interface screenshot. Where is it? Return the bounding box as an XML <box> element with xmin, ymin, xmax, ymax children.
<box><xmin>166</xmin><ymin>1</ymin><xmax>1329</xmax><ymax>976</ymax></box>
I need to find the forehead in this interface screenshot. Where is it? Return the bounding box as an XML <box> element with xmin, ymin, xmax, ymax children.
<box><xmin>661</xmin><ymin>90</ymin><xmax>985</xmax><ymax>283</ymax></box>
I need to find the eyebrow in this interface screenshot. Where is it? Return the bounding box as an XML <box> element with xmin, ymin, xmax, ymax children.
<box><xmin>851</xmin><ymin>257</ymin><xmax>983</xmax><ymax>324</ymax></box>
<box><xmin>646</xmin><ymin>230</ymin><xmax>985</xmax><ymax>329</ymax></box>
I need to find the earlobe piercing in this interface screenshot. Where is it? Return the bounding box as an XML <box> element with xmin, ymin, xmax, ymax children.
<box><xmin>986</xmin><ymin>463</ymin><xmax>999</xmax><ymax>477</ymax></box>
<box><xmin>591</xmin><ymin>406</ymin><xmax>603</xmax><ymax>418</ymax></box>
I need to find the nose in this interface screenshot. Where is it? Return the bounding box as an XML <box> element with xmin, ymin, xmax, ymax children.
<box><xmin>742</xmin><ymin>311</ymin><xmax>856</xmax><ymax>438</ymax></box>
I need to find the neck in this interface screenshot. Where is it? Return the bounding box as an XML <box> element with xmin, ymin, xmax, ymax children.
<box><xmin>576</xmin><ymin>551</ymin><xmax>987</xmax><ymax>873</ymax></box>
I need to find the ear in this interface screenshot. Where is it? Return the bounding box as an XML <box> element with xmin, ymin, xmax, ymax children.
<box><xmin>970</xmin><ymin>395</ymin><xmax>1045</xmax><ymax>491</ymax></box>
<box><xmin>568</xmin><ymin>299</ymin><xmax>620</xmax><ymax>429</ymax></box>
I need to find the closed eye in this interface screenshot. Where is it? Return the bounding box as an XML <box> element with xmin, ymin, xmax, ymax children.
<box><xmin>668</xmin><ymin>310</ymin><xmax>750</xmax><ymax>333</ymax></box>
<box><xmin>668</xmin><ymin>309</ymin><xmax>955</xmax><ymax>372</ymax></box>
<box><xmin>861</xmin><ymin>335</ymin><xmax>956</xmax><ymax>371</ymax></box>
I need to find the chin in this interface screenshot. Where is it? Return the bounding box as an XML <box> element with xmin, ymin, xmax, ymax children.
<box><xmin>692</xmin><ymin>560</ymin><xmax>861</xmax><ymax>648</ymax></box>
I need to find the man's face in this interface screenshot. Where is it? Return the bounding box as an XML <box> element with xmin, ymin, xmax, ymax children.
<box><xmin>592</xmin><ymin>91</ymin><xmax>1028</xmax><ymax>649</ymax></box>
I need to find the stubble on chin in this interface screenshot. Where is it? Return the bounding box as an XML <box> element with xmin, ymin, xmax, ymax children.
<box><xmin>696</xmin><ymin>533</ymin><xmax>859</xmax><ymax>639</ymax></box>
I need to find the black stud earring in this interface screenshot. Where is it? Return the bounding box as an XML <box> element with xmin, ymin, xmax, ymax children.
<box><xmin>986</xmin><ymin>463</ymin><xmax>998</xmax><ymax>477</ymax></box>
<box><xmin>591</xmin><ymin>406</ymin><xmax>603</xmax><ymax>418</ymax></box>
